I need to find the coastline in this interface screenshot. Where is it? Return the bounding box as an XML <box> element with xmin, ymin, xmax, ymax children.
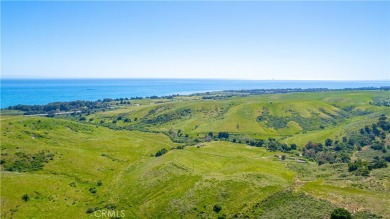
<box><xmin>1</xmin><ymin>79</ymin><xmax>389</xmax><ymax>108</ymax></box>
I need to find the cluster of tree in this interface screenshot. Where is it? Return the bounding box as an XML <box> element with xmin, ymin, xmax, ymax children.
<box><xmin>201</xmin><ymin>95</ymin><xmax>232</xmax><ymax>100</ymax></box>
<box><xmin>128</xmin><ymin>94</ymin><xmax>178</xmax><ymax>100</ymax></box>
<box><xmin>257</xmin><ymin>106</ymin><xmax>346</xmax><ymax>131</ymax></box>
<box><xmin>226</xmin><ymin>86</ymin><xmax>390</xmax><ymax>96</ymax></box>
<box><xmin>302</xmin><ymin>116</ymin><xmax>389</xmax><ymax>173</ymax></box>
<box><xmin>142</xmin><ymin>109</ymin><xmax>192</xmax><ymax>125</ymax></box>
<box><xmin>155</xmin><ymin>148</ymin><xmax>168</xmax><ymax>157</ymax></box>
<box><xmin>226</xmin><ymin>88</ymin><xmax>330</xmax><ymax>95</ymax></box>
<box><xmin>163</xmin><ymin>128</ymin><xmax>192</xmax><ymax>144</ymax></box>
<box><xmin>217</xmin><ymin>132</ymin><xmax>229</xmax><ymax>139</ymax></box>
<box><xmin>303</xmin><ymin>140</ymin><xmax>352</xmax><ymax>165</ymax></box>
<box><xmin>370</xmin><ymin>96</ymin><xmax>390</xmax><ymax>107</ymax></box>
<box><xmin>106</xmin><ymin>116</ymin><xmax>134</xmax><ymax>124</ymax></box>
<box><xmin>4</xmin><ymin>94</ymin><xmax>181</xmax><ymax>114</ymax></box>
<box><xmin>348</xmin><ymin>157</ymin><xmax>388</xmax><ymax>176</ymax></box>
<box><xmin>205</xmin><ymin>131</ymin><xmax>298</xmax><ymax>153</ymax></box>
<box><xmin>265</xmin><ymin>139</ymin><xmax>297</xmax><ymax>152</ymax></box>
<box><xmin>6</xmin><ymin>100</ymin><xmax>112</xmax><ymax>115</ymax></box>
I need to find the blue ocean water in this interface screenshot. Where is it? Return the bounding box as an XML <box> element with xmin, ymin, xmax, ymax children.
<box><xmin>1</xmin><ymin>79</ymin><xmax>389</xmax><ymax>108</ymax></box>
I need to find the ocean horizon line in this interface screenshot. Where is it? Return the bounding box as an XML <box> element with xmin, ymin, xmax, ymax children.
<box><xmin>1</xmin><ymin>77</ymin><xmax>389</xmax><ymax>82</ymax></box>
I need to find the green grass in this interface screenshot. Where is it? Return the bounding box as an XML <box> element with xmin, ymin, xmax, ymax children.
<box><xmin>1</xmin><ymin>117</ymin><xmax>296</xmax><ymax>218</ymax></box>
<box><xmin>86</xmin><ymin>91</ymin><xmax>390</xmax><ymax>142</ymax></box>
<box><xmin>1</xmin><ymin>90</ymin><xmax>390</xmax><ymax>218</ymax></box>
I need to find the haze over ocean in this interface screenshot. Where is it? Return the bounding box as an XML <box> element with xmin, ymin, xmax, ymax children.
<box><xmin>1</xmin><ymin>79</ymin><xmax>389</xmax><ymax>108</ymax></box>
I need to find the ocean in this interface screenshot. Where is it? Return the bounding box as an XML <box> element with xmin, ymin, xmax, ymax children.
<box><xmin>1</xmin><ymin>79</ymin><xmax>389</xmax><ymax>108</ymax></box>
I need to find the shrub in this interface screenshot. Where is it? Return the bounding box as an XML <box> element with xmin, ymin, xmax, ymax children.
<box><xmin>330</xmin><ymin>208</ymin><xmax>352</xmax><ymax>219</ymax></box>
<box><xmin>218</xmin><ymin>132</ymin><xmax>229</xmax><ymax>139</ymax></box>
<box><xmin>325</xmin><ymin>139</ymin><xmax>333</xmax><ymax>146</ymax></box>
<box><xmin>155</xmin><ymin>148</ymin><xmax>168</xmax><ymax>157</ymax></box>
<box><xmin>86</xmin><ymin>207</ymin><xmax>99</xmax><ymax>214</ymax></box>
<box><xmin>89</xmin><ymin>187</ymin><xmax>97</xmax><ymax>194</ymax></box>
<box><xmin>213</xmin><ymin>204</ymin><xmax>222</xmax><ymax>213</ymax></box>
<box><xmin>5</xmin><ymin>151</ymin><xmax>55</xmax><ymax>172</ymax></box>
<box><xmin>22</xmin><ymin>194</ymin><xmax>30</xmax><ymax>202</ymax></box>
<box><xmin>371</xmin><ymin>142</ymin><xmax>385</xmax><ymax>150</ymax></box>
<box><xmin>290</xmin><ymin>143</ymin><xmax>297</xmax><ymax>150</ymax></box>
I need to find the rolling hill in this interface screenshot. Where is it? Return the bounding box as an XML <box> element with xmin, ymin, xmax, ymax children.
<box><xmin>1</xmin><ymin>90</ymin><xmax>389</xmax><ymax>218</ymax></box>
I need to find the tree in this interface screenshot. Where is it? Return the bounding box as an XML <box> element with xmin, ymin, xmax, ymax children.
<box><xmin>325</xmin><ymin>139</ymin><xmax>333</xmax><ymax>146</ymax></box>
<box><xmin>330</xmin><ymin>208</ymin><xmax>352</xmax><ymax>219</ymax></box>
<box><xmin>290</xmin><ymin>143</ymin><xmax>297</xmax><ymax>150</ymax></box>
<box><xmin>218</xmin><ymin>132</ymin><xmax>229</xmax><ymax>139</ymax></box>
<box><xmin>379</xmin><ymin>114</ymin><xmax>387</xmax><ymax>121</ymax></box>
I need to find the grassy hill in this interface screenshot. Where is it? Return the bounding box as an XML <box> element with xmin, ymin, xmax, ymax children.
<box><xmin>1</xmin><ymin>90</ymin><xmax>389</xmax><ymax>218</ymax></box>
<box><xmin>86</xmin><ymin>91</ymin><xmax>389</xmax><ymax>144</ymax></box>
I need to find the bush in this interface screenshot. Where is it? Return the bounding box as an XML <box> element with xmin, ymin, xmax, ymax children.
<box><xmin>330</xmin><ymin>208</ymin><xmax>352</xmax><ymax>219</ymax></box>
<box><xmin>89</xmin><ymin>187</ymin><xmax>97</xmax><ymax>194</ymax></box>
<box><xmin>371</xmin><ymin>142</ymin><xmax>385</xmax><ymax>151</ymax></box>
<box><xmin>213</xmin><ymin>204</ymin><xmax>222</xmax><ymax>213</ymax></box>
<box><xmin>325</xmin><ymin>139</ymin><xmax>333</xmax><ymax>146</ymax></box>
<box><xmin>5</xmin><ymin>151</ymin><xmax>55</xmax><ymax>172</ymax></box>
<box><xmin>155</xmin><ymin>148</ymin><xmax>168</xmax><ymax>157</ymax></box>
<box><xmin>22</xmin><ymin>194</ymin><xmax>30</xmax><ymax>202</ymax></box>
<box><xmin>218</xmin><ymin>132</ymin><xmax>229</xmax><ymax>139</ymax></box>
<box><xmin>290</xmin><ymin>143</ymin><xmax>297</xmax><ymax>150</ymax></box>
<box><xmin>86</xmin><ymin>207</ymin><xmax>99</xmax><ymax>214</ymax></box>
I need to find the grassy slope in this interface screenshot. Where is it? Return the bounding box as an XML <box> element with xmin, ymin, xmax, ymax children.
<box><xmin>0</xmin><ymin>117</ymin><xmax>319</xmax><ymax>218</ymax></box>
<box><xmin>88</xmin><ymin>91</ymin><xmax>390</xmax><ymax>143</ymax></box>
<box><xmin>1</xmin><ymin>116</ymin><xmax>178</xmax><ymax>218</ymax></box>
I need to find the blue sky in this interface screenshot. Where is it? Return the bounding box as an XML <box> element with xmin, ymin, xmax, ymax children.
<box><xmin>2</xmin><ymin>1</ymin><xmax>389</xmax><ymax>80</ymax></box>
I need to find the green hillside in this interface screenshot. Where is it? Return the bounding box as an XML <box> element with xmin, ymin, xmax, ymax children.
<box><xmin>86</xmin><ymin>91</ymin><xmax>389</xmax><ymax>143</ymax></box>
<box><xmin>1</xmin><ymin>90</ymin><xmax>390</xmax><ymax>218</ymax></box>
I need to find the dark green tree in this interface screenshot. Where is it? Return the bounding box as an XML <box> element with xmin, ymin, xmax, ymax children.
<box><xmin>325</xmin><ymin>139</ymin><xmax>333</xmax><ymax>146</ymax></box>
